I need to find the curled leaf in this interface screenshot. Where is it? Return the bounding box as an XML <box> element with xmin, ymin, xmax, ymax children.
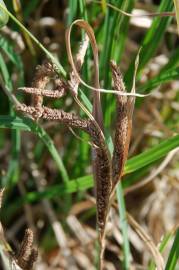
<box><xmin>65</xmin><ymin>19</ymin><xmax>104</xmax><ymax>130</ymax></box>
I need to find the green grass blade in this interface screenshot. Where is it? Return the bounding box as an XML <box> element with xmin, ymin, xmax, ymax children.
<box><xmin>125</xmin><ymin>135</ymin><xmax>179</xmax><ymax>174</ymax></box>
<box><xmin>1</xmin><ymin>116</ymin><xmax>179</xmax><ymax>186</ymax></box>
<box><xmin>79</xmin><ymin>0</ymin><xmax>88</xmax><ymax>20</ymax></box>
<box><xmin>0</xmin><ymin>2</ymin><xmax>66</xmax><ymax>77</ymax></box>
<box><xmin>27</xmin><ymin>122</ymin><xmax>70</xmax><ymax>184</ymax></box>
<box><xmin>2</xmin><ymin>175</ymin><xmax>93</xmax><ymax>219</ymax></box>
<box><xmin>0</xmin><ymin>34</ymin><xmax>24</xmax><ymax>84</ymax></box>
<box><xmin>117</xmin><ymin>182</ymin><xmax>131</xmax><ymax>269</ymax></box>
<box><xmin>0</xmin><ymin>116</ymin><xmax>32</xmax><ymax>131</ymax></box>
<box><xmin>138</xmin><ymin>67</ymin><xmax>179</xmax><ymax>93</ymax></box>
<box><xmin>101</xmin><ymin>0</ymin><xmax>107</xmax><ymax>13</ymax></box>
<box><xmin>148</xmin><ymin>231</ymin><xmax>174</xmax><ymax>270</ymax></box>
<box><xmin>165</xmin><ymin>229</ymin><xmax>179</xmax><ymax>270</ymax></box>
<box><xmin>67</xmin><ymin>0</ymin><xmax>78</xmax><ymax>25</ymax></box>
<box><xmin>79</xmin><ymin>89</ymin><xmax>93</xmax><ymax>112</ymax></box>
<box><xmin>159</xmin><ymin>232</ymin><xmax>175</xmax><ymax>253</ymax></box>
<box><xmin>1</xmin><ymin>116</ymin><xmax>179</xmax><ymax>175</ymax></box>
<box><xmin>99</xmin><ymin>0</ymin><xmax>122</xmax><ymax>86</ymax></box>
<box><xmin>0</xmin><ymin>0</ymin><xmax>8</xmax><ymax>28</ymax></box>
<box><xmin>0</xmin><ymin>34</ymin><xmax>20</xmax><ymax>66</ymax></box>
<box><xmin>103</xmin><ymin>0</ymin><xmax>135</xmax><ymax>127</ymax></box>
<box><xmin>0</xmin><ymin>115</ymin><xmax>69</xmax><ymax>183</ymax></box>
<box><xmin>0</xmin><ymin>53</ymin><xmax>20</xmax><ymax>187</ymax></box>
<box><xmin>159</xmin><ymin>47</ymin><xmax>179</xmax><ymax>74</ymax></box>
<box><xmin>0</xmin><ymin>52</ymin><xmax>12</xmax><ymax>87</ymax></box>
<box><xmin>25</xmin><ymin>175</ymin><xmax>93</xmax><ymax>203</ymax></box>
<box><xmin>23</xmin><ymin>0</ymin><xmax>40</xmax><ymax>19</ymax></box>
<box><xmin>125</xmin><ymin>0</ymin><xmax>174</xmax><ymax>89</ymax></box>
<box><xmin>138</xmin><ymin>0</ymin><xmax>173</xmax><ymax>71</ymax></box>
<box><xmin>112</xmin><ymin>0</ymin><xmax>135</xmax><ymax>62</ymax></box>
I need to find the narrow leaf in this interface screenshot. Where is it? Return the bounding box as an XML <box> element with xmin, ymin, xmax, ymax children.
<box><xmin>165</xmin><ymin>229</ymin><xmax>179</xmax><ymax>270</ymax></box>
<box><xmin>0</xmin><ymin>0</ymin><xmax>8</xmax><ymax>28</ymax></box>
<box><xmin>173</xmin><ymin>0</ymin><xmax>179</xmax><ymax>35</ymax></box>
<box><xmin>125</xmin><ymin>135</ymin><xmax>179</xmax><ymax>174</ymax></box>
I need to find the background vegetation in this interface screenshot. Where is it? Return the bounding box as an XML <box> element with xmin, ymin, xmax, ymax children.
<box><xmin>0</xmin><ymin>0</ymin><xmax>179</xmax><ymax>269</ymax></box>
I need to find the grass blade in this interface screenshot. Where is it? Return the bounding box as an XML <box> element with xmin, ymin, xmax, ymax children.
<box><xmin>138</xmin><ymin>67</ymin><xmax>179</xmax><ymax>94</ymax></box>
<box><xmin>173</xmin><ymin>0</ymin><xmax>179</xmax><ymax>34</ymax></box>
<box><xmin>102</xmin><ymin>0</ymin><xmax>135</xmax><ymax>127</ymax></box>
<box><xmin>0</xmin><ymin>34</ymin><xmax>24</xmax><ymax>84</ymax></box>
<box><xmin>159</xmin><ymin>47</ymin><xmax>179</xmax><ymax>73</ymax></box>
<box><xmin>112</xmin><ymin>0</ymin><xmax>135</xmax><ymax>62</ymax></box>
<box><xmin>138</xmin><ymin>0</ymin><xmax>173</xmax><ymax>71</ymax></box>
<box><xmin>1</xmin><ymin>116</ymin><xmax>179</xmax><ymax>184</ymax></box>
<box><xmin>0</xmin><ymin>2</ymin><xmax>66</xmax><ymax>77</ymax></box>
<box><xmin>99</xmin><ymin>0</ymin><xmax>122</xmax><ymax>86</ymax></box>
<box><xmin>117</xmin><ymin>182</ymin><xmax>131</xmax><ymax>269</ymax></box>
<box><xmin>125</xmin><ymin>0</ymin><xmax>174</xmax><ymax>88</ymax></box>
<box><xmin>148</xmin><ymin>230</ymin><xmax>175</xmax><ymax>270</ymax></box>
<box><xmin>23</xmin><ymin>0</ymin><xmax>40</xmax><ymax>19</ymax></box>
<box><xmin>165</xmin><ymin>229</ymin><xmax>179</xmax><ymax>270</ymax></box>
<box><xmin>0</xmin><ymin>53</ymin><xmax>20</xmax><ymax>187</ymax></box>
<box><xmin>0</xmin><ymin>0</ymin><xmax>8</xmax><ymax>28</ymax></box>
<box><xmin>125</xmin><ymin>135</ymin><xmax>179</xmax><ymax>174</ymax></box>
<box><xmin>0</xmin><ymin>115</ymin><xmax>69</xmax><ymax>183</ymax></box>
<box><xmin>67</xmin><ymin>0</ymin><xmax>78</xmax><ymax>25</ymax></box>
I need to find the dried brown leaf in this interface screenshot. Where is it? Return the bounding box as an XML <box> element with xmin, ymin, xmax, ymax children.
<box><xmin>65</xmin><ymin>19</ymin><xmax>104</xmax><ymax>130</ymax></box>
<box><xmin>110</xmin><ymin>61</ymin><xmax>129</xmax><ymax>187</ymax></box>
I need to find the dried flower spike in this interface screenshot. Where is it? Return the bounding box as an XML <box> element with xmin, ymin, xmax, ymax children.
<box><xmin>111</xmin><ymin>61</ymin><xmax>135</xmax><ymax>188</ymax></box>
<box><xmin>14</xmin><ymin>19</ymin><xmax>138</xmax><ymax>270</ymax></box>
<box><xmin>16</xmin><ymin>228</ymin><xmax>38</xmax><ymax>270</ymax></box>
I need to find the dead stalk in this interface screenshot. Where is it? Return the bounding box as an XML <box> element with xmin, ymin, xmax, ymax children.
<box><xmin>127</xmin><ymin>213</ymin><xmax>164</xmax><ymax>270</ymax></box>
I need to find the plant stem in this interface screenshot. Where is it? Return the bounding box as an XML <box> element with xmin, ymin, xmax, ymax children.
<box><xmin>117</xmin><ymin>182</ymin><xmax>131</xmax><ymax>270</ymax></box>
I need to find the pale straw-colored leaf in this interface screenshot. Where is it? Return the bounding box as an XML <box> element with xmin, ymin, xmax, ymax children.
<box><xmin>173</xmin><ymin>0</ymin><xmax>179</xmax><ymax>35</ymax></box>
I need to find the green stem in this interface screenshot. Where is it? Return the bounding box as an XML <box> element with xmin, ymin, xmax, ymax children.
<box><xmin>117</xmin><ymin>182</ymin><xmax>131</xmax><ymax>269</ymax></box>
